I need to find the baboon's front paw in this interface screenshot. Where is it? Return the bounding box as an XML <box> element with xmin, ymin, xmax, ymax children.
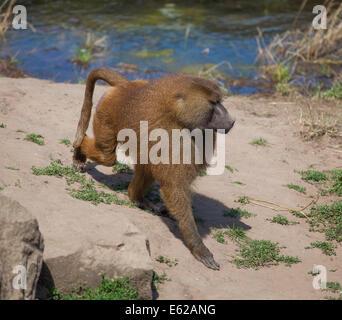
<box><xmin>192</xmin><ymin>246</ymin><xmax>220</xmax><ymax>270</ymax></box>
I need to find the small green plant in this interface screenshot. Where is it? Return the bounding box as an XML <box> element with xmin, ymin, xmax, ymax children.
<box><xmin>51</xmin><ymin>275</ymin><xmax>140</xmax><ymax>300</ymax></box>
<box><xmin>225</xmin><ymin>165</ymin><xmax>234</xmax><ymax>173</ymax></box>
<box><xmin>0</xmin><ymin>123</ymin><xmax>6</xmax><ymax>128</ymax></box>
<box><xmin>225</xmin><ymin>226</ymin><xmax>247</xmax><ymax>242</ymax></box>
<box><xmin>310</xmin><ymin>241</ymin><xmax>337</xmax><ymax>256</ymax></box>
<box><xmin>250</xmin><ymin>138</ymin><xmax>267</xmax><ymax>147</ymax></box>
<box><xmin>267</xmin><ymin>214</ymin><xmax>298</xmax><ymax>225</ymax></box>
<box><xmin>213</xmin><ymin>230</ymin><xmax>226</xmax><ymax>244</ymax></box>
<box><xmin>324</xmin><ymin>282</ymin><xmax>342</xmax><ymax>300</ymax></box>
<box><xmin>112</xmin><ymin>161</ymin><xmax>133</xmax><ymax>174</ymax></box>
<box><xmin>60</xmin><ymin>138</ymin><xmax>71</xmax><ymax>146</ymax></box>
<box><xmin>155</xmin><ymin>256</ymin><xmax>178</xmax><ymax>267</ymax></box>
<box><xmin>233</xmin><ymin>181</ymin><xmax>245</xmax><ymax>186</ymax></box>
<box><xmin>300</xmin><ymin>170</ymin><xmax>327</xmax><ymax>182</ymax></box>
<box><xmin>0</xmin><ymin>186</ymin><xmax>3</xmax><ymax>191</ymax></box>
<box><xmin>329</xmin><ymin>170</ymin><xmax>342</xmax><ymax>196</ymax></box>
<box><xmin>5</xmin><ymin>166</ymin><xmax>19</xmax><ymax>171</ymax></box>
<box><xmin>199</xmin><ymin>171</ymin><xmax>207</xmax><ymax>176</ymax></box>
<box><xmin>322</xmin><ymin>83</ymin><xmax>342</xmax><ymax>99</ymax></box>
<box><xmin>232</xmin><ymin>239</ymin><xmax>300</xmax><ymax>269</ymax></box>
<box><xmin>235</xmin><ymin>196</ymin><xmax>249</xmax><ymax>204</ymax></box>
<box><xmin>153</xmin><ymin>272</ymin><xmax>170</xmax><ymax>284</ymax></box>
<box><xmin>14</xmin><ymin>179</ymin><xmax>21</xmax><ymax>188</ymax></box>
<box><xmin>16</xmin><ymin>129</ymin><xmax>25</xmax><ymax>133</ymax></box>
<box><xmin>24</xmin><ymin>133</ymin><xmax>44</xmax><ymax>145</ymax></box>
<box><xmin>286</xmin><ymin>184</ymin><xmax>306</xmax><ymax>194</ymax></box>
<box><xmin>223</xmin><ymin>207</ymin><xmax>254</xmax><ymax>219</ymax></box>
<box><xmin>276</xmin><ymin>82</ymin><xmax>292</xmax><ymax>96</ymax></box>
<box><xmin>307</xmin><ymin>201</ymin><xmax>342</xmax><ymax>242</ymax></box>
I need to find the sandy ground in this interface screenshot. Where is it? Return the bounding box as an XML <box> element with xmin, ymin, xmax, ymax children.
<box><xmin>0</xmin><ymin>77</ymin><xmax>341</xmax><ymax>300</ymax></box>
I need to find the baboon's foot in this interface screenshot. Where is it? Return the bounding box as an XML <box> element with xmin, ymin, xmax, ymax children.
<box><xmin>191</xmin><ymin>244</ymin><xmax>220</xmax><ymax>270</ymax></box>
<box><xmin>136</xmin><ymin>199</ymin><xmax>171</xmax><ymax>216</ymax></box>
<box><xmin>73</xmin><ymin>147</ymin><xmax>87</xmax><ymax>172</ymax></box>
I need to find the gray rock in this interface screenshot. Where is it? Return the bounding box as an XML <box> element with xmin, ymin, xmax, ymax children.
<box><xmin>31</xmin><ymin>196</ymin><xmax>154</xmax><ymax>300</ymax></box>
<box><xmin>0</xmin><ymin>195</ymin><xmax>44</xmax><ymax>300</ymax></box>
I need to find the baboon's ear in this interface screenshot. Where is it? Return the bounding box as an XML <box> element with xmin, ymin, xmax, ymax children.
<box><xmin>191</xmin><ymin>78</ymin><xmax>221</xmax><ymax>97</ymax></box>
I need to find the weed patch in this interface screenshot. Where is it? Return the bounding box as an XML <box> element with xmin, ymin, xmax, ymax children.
<box><xmin>51</xmin><ymin>275</ymin><xmax>140</xmax><ymax>300</ymax></box>
<box><xmin>250</xmin><ymin>138</ymin><xmax>267</xmax><ymax>147</ymax></box>
<box><xmin>112</xmin><ymin>161</ymin><xmax>133</xmax><ymax>174</ymax></box>
<box><xmin>309</xmin><ymin>241</ymin><xmax>337</xmax><ymax>256</ymax></box>
<box><xmin>156</xmin><ymin>256</ymin><xmax>178</xmax><ymax>267</ymax></box>
<box><xmin>32</xmin><ymin>159</ymin><xmax>135</xmax><ymax>207</ymax></box>
<box><xmin>223</xmin><ymin>207</ymin><xmax>254</xmax><ymax>219</ymax></box>
<box><xmin>25</xmin><ymin>133</ymin><xmax>44</xmax><ymax>145</ymax></box>
<box><xmin>267</xmin><ymin>214</ymin><xmax>298</xmax><ymax>225</ymax></box>
<box><xmin>286</xmin><ymin>184</ymin><xmax>306</xmax><ymax>194</ymax></box>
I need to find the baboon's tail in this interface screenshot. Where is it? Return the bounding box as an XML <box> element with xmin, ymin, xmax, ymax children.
<box><xmin>73</xmin><ymin>68</ymin><xmax>129</xmax><ymax>148</ymax></box>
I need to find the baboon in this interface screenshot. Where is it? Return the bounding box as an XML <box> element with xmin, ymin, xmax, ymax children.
<box><xmin>73</xmin><ymin>68</ymin><xmax>235</xmax><ymax>270</ymax></box>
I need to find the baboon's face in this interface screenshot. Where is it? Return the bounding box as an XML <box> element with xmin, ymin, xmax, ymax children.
<box><xmin>174</xmin><ymin>77</ymin><xmax>235</xmax><ymax>133</ymax></box>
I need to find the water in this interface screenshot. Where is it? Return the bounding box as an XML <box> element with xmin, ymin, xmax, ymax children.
<box><xmin>1</xmin><ymin>0</ymin><xmax>317</xmax><ymax>94</ymax></box>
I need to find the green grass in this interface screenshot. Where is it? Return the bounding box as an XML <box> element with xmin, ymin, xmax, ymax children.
<box><xmin>24</xmin><ymin>133</ymin><xmax>44</xmax><ymax>145</ymax></box>
<box><xmin>329</xmin><ymin>170</ymin><xmax>342</xmax><ymax>196</ymax></box>
<box><xmin>0</xmin><ymin>123</ymin><xmax>6</xmax><ymax>128</ymax></box>
<box><xmin>155</xmin><ymin>256</ymin><xmax>178</xmax><ymax>267</ymax></box>
<box><xmin>300</xmin><ymin>170</ymin><xmax>327</xmax><ymax>182</ymax></box>
<box><xmin>153</xmin><ymin>272</ymin><xmax>170</xmax><ymax>284</ymax></box>
<box><xmin>233</xmin><ymin>181</ymin><xmax>246</xmax><ymax>186</ymax></box>
<box><xmin>225</xmin><ymin>225</ymin><xmax>247</xmax><ymax>242</ymax></box>
<box><xmin>199</xmin><ymin>171</ymin><xmax>207</xmax><ymax>177</ymax></box>
<box><xmin>213</xmin><ymin>230</ymin><xmax>226</xmax><ymax>244</ymax></box>
<box><xmin>322</xmin><ymin>83</ymin><xmax>342</xmax><ymax>99</ymax></box>
<box><xmin>60</xmin><ymin>138</ymin><xmax>71</xmax><ymax>146</ymax></box>
<box><xmin>5</xmin><ymin>166</ymin><xmax>19</xmax><ymax>171</ymax></box>
<box><xmin>212</xmin><ymin>224</ymin><xmax>300</xmax><ymax>269</ymax></box>
<box><xmin>232</xmin><ymin>239</ymin><xmax>300</xmax><ymax>269</ymax></box>
<box><xmin>16</xmin><ymin>129</ymin><xmax>25</xmax><ymax>133</ymax></box>
<box><xmin>223</xmin><ymin>207</ymin><xmax>254</xmax><ymax>219</ymax></box>
<box><xmin>250</xmin><ymin>138</ymin><xmax>267</xmax><ymax>147</ymax></box>
<box><xmin>51</xmin><ymin>275</ymin><xmax>140</xmax><ymax>300</ymax></box>
<box><xmin>299</xmin><ymin>169</ymin><xmax>342</xmax><ymax>196</ymax></box>
<box><xmin>307</xmin><ymin>201</ymin><xmax>342</xmax><ymax>242</ymax></box>
<box><xmin>32</xmin><ymin>159</ymin><xmax>135</xmax><ymax>207</ymax></box>
<box><xmin>267</xmin><ymin>214</ymin><xmax>298</xmax><ymax>225</ymax></box>
<box><xmin>324</xmin><ymin>282</ymin><xmax>342</xmax><ymax>300</ymax></box>
<box><xmin>235</xmin><ymin>196</ymin><xmax>249</xmax><ymax>205</ymax></box>
<box><xmin>286</xmin><ymin>184</ymin><xmax>306</xmax><ymax>194</ymax></box>
<box><xmin>310</xmin><ymin>241</ymin><xmax>337</xmax><ymax>256</ymax></box>
<box><xmin>112</xmin><ymin>161</ymin><xmax>133</xmax><ymax>174</ymax></box>
<box><xmin>0</xmin><ymin>186</ymin><xmax>3</xmax><ymax>191</ymax></box>
<box><xmin>225</xmin><ymin>165</ymin><xmax>234</xmax><ymax>173</ymax></box>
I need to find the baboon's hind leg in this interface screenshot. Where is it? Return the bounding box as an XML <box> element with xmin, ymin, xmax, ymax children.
<box><xmin>73</xmin><ymin>113</ymin><xmax>117</xmax><ymax>170</ymax></box>
<box><xmin>128</xmin><ymin>166</ymin><xmax>165</xmax><ymax>213</ymax></box>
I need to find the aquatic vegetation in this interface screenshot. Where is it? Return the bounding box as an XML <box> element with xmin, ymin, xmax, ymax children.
<box><xmin>135</xmin><ymin>48</ymin><xmax>173</xmax><ymax>58</ymax></box>
<box><xmin>70</xmin><ymin>32</ymin><xmax>107</xmax><ymax>66</ymax></box>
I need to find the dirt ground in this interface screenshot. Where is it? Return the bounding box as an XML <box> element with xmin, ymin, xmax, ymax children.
<box><xmin>0</xmin><ymin>77</ymin><xmax>341</xmax><ymax>299</ymax></box>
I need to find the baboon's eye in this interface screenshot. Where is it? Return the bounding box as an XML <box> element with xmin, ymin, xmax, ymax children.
<box><xmin>209</xmin><ymin>100</ymin><xmax>217</xmax><ymax>106</ymax></box>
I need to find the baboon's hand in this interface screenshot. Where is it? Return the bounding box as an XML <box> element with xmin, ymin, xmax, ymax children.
<box><xmin>191</xmin><ymin>244</ymin><xmax>220</xmax><ymax>270</ymax></box>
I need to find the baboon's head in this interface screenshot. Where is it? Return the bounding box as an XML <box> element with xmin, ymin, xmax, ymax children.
<box><xmin>172</xmin><ymin>75</ymin><xmax>235</xmax><ymax>133</ymax></box>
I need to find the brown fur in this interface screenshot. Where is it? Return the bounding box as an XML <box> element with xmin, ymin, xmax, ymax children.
<box><xmin>72</xmin><ymin>68</ymin><xmax>232</xmax><ymax>270</ymax></box>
